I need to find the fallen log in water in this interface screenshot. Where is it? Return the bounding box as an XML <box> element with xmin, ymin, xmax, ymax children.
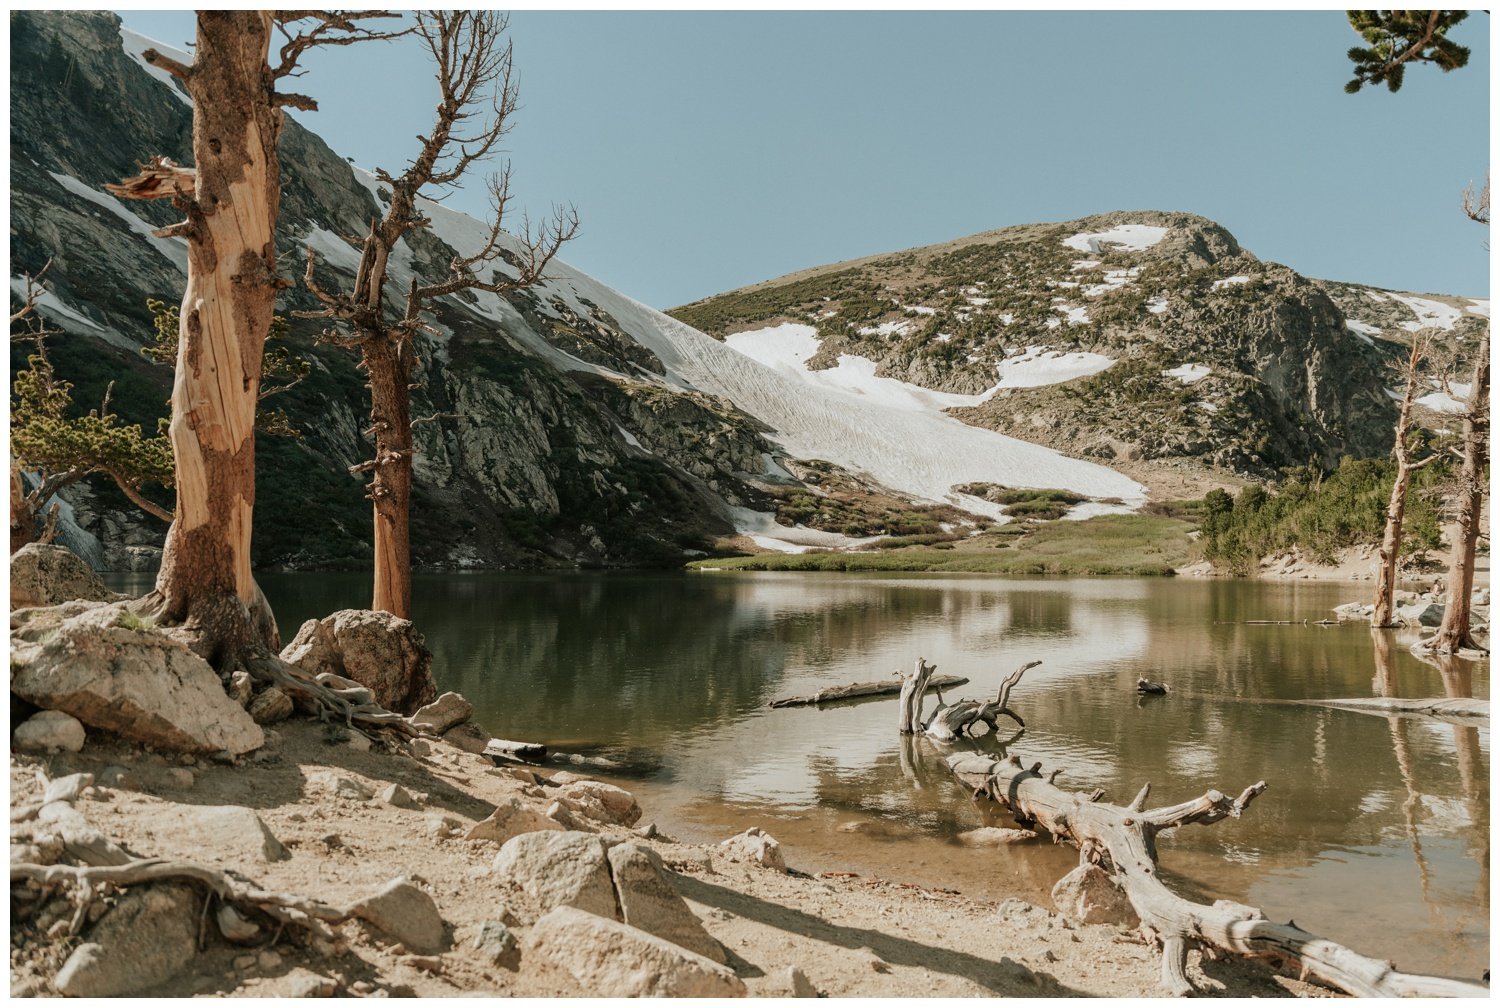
<box><xmin>1297</xmin><ymin>696</ymin><xmax>1489</xmax><ymax>720</ymax></box>
<box><xmin>900</xmin><ymin>658</ymin><xmax>1039</xmax><ymax>740</ymax></box>
<box><xmin>483</xmin><ymin>738</ymin><xmax>547</xmax><ymax>763</ymax></box>
<box><xmin>946</xmin><ymin>750</ymin><xmax>1487</xmax><ymax>997</ymax></box>
<box><xmin>769</xmin><ymin>674</ymin><xmax>968</xmax><ymax>708</ymax></box>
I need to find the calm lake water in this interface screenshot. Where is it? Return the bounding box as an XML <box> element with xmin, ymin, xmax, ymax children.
<box><xmin>109</xmin><ymin>570</ymin><xmax>1489</xmax><ymax>979</ymax></box>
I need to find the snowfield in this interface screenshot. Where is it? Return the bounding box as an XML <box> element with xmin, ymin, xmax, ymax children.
<box><xmin>1416</xmin><ymin>383</ymin><xmax>1472</xmax><ymax>414</ymax></box>
<box><xmin>1211</xmin><ymin>275</ymin><xmax>1250</xmax><ymax>289</ymax></box>
<box><xmin>996</xmin><ymin>347</ymin><xmax>1115</xmax><ymax>388</ymax></box>
<box><xmin>1389</xmin><ymin>293</ymin><xmax>1464</xmax><ymax>332</ymax></box>
<box><xmin>1163</xmin><ymin>363</ymin><xmax>1211</xmax><ymax>385</ymax></box>
<box><xmin>453</xmin><ymin>248</ymin><xmax>1148</xmax><ymax>525</ymax></box>
<box><xmin>119</xmin><ymin>29</ymin><xmax>191</xmax><ymax>106</ymax></box>
<box><xmin>1062</xmin><ymin>224</ymin><xmax>1170</xmax><ymax>254</ymax></box>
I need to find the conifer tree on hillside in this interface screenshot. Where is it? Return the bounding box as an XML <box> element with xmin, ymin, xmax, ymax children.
<box><xmin>1344</xmin><ymin>10</ymin><xmax>1471</xmax><ymax>93</ymax></box>
<box><xmin>299</xmin><ymin>11</ymin><xmax>578</xmax><ymax>620</ymax></box>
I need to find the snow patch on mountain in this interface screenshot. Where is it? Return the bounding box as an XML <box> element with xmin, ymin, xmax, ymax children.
<box><xmin>1163</xmin><ymin>363</ymin><xmax>1211</xmax><ymax>385</ymax></box>
<box><xmin>48</xmin><ymin>171</ymin><xmax>187</xmax><ymax>271</ymax></box>
<box><xmin>1466</xmin><ymin>298</ymin><xmax>1489</xmax><ymax>318</ymax></box>
<box><xmin>1062</xmin><ymin>224</ymin><xmax>1170</xmax><ymax>254</ymax></box>
<box><xmin>996</xmin><ymin>347</ymin><xmax>1115</xmax><ymax>388</ymax></box>
<box><xmin>1416</xmin><ymin>383</ymin><xmax>1471</xmax><ymax>414</ymax></box>
<box><xmin>1389</xmin><ymin>293</ymin><xmax>1463</xmax><ymax>332</ymax></box>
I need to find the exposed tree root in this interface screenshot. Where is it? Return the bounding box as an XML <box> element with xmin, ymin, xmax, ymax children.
<box><xmin>946</xmin><ymin>750</ymin><xmax>1487</xmax><ymax>997</ymax></box>
<box><xmin>11</xmin><ymin>858</ymin><xmax>349</xmax><ymax>945</ymax></box>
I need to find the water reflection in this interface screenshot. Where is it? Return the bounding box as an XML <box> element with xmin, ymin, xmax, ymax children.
<box><xmin>104</xmin><ymin>570</ymin><xmax>1488</xmax><ymax>977</ymax></box>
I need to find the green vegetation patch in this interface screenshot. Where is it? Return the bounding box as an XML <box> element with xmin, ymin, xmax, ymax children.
<box><xmin>695</xmin><ymin>514</ymin><xmax>1193</xmax><ymax>575</ymax></box>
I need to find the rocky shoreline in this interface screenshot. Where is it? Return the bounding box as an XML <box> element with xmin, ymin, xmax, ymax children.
<box><xmin>9</xmin><ymin>716</ymin><xmax>1333</xmax><ymax>998</ymax></box>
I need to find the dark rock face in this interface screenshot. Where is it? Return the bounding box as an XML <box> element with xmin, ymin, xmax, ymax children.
<box><xmin>10</xmin><ymin>11</ymin><xmax>771</xmax><ymax>571</ymax></box>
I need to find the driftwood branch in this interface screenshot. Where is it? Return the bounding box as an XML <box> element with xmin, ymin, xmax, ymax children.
<box><xmin>905</xmin><ymin>659</ymin><xmax>1039</xmax><ymax>740</ymax></box>
<box><xmin>769</xmin><ymin>674</ymin><xmax>969</xmax><ymax>709</ymax></box>
<box><xmin>104</xmin><ymin>156</ymin><xmax>196</xmax><ymax>202</ymax></box>
<box><xmin>946</xmin><ymin>751</ymin><xmax>1486</xmax><ymax>997</ymax></box>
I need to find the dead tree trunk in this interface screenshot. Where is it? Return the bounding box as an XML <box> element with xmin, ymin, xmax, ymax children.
<box><xmin>1431</xmin><ymin>327</ymin><xmax>1488</xmax><ymax>653</ymax></box>
<box><xmin>109</xmin><ymin>13</ymin><xmax>283</xmax><ymax>659</ymax></box>
<box><xmin>364</xmin><ymin>335</ymin><xmax>415</xmax><ymax>619</ymax></box>
<box><xmin>946</xmin><ymin>751</ymin><xmax>1486</xmax><ymax>997</ymax></box>
<box><xmin>896</xmin><ymin>658</ymin><xmax>938</xmax><ymax>734</ymax></box>
<box><xmin>1373</xmin><ymin>340</ymin><xmax>1436</xmax><ymax>628</ymax></box>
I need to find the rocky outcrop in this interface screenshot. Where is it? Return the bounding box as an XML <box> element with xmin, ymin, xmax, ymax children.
<box><xmin>10</xmin><ymin>604</ymin><xmax>264</xmax><ymax>755</ymax></box>
<box><xmin>9</xmin><ymin>543</ymin><xmax>122</xmax><ymax>610</ymax></box>
<box><xmin>280</xmin><ymin>610</ymin><xmax>437</xmax><ymax>715</ymax></box>
<box><xmin>528</xmin><ymin>906</ymin><xmax>746</xmax><ymax>998</ymax></box>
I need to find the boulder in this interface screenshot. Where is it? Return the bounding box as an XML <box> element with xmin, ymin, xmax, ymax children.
<box><xmin>14</xmin><ymin>710</ymin><xmax>86</xmax><ymax>753</ymax></box>
<box><xmin>247</xmin><ymin>687</ymin><xmax>293</xmax><ymax>725</ymax></box>
<box><xmin>608</xmin><ymin>842</ymin><xmax>725</xmax><ymax>963</ymax></box>
<box><xmin>472</xmin><ymin>920</ymin><xmax>520</xmax><ymax>970</ymax></box>
<box><xmin>10</xmin><ymin>605</ymin><xmax>263</xmax><ymax>755</ymax></box>
<box><xmin>720</xmin><ymin>827</ymin><xmax>786</xmax><ymax>871</ymax></box>
<box><xmin>492</xmin><ymin>831</ymin><xmax>617</xmax><ymax>919</ymax></box>
<box><xmin>466</xmin><ymin>798</ymin><xmax>562</xmax><ymax>844</ymax></box>
<box><xmin>1050</xmin><ymin>864</ymin><xmax>1138</xmax><ymax>926</ymax></box>
<box><xmin>9</xmin><ymin>543</ymin><xmax>122</xmax><ymax>610</ymax></box>
<box><xmin>309</xmin><ymin>772</ymin><xmax>373</xmax><ymax>801</ymax></box>
<box><xmin>378</xmin><ymin>783</ymin><xmax>418</xmax><ymax>809</ymax></box>
<box><xmin>553</xmin><ymin>780</ymin><xmax>642</xmax><ymax>828</ymax></box>
<box><xmin>53</xmin><ymin>883</ymin><xmax>197</xmax><ymax>996</ymax></box>
<box><xmin>228</xmin><ymin>670</ymin><xmax>253</xmax><ymax>707</ymax></box>
<box><xmin>411</xmin><ymin>692</ymin><xmax>473</xmax><ymax>734</ymax></box>
<box><xmin>529</xmin><ymin>906</ymin><xmax>746</xmax><ymax>997</ymax></box>
<box><xmin>1397</xmin><ymin>601</ymin><xmax>1445</xmax><ymax>628</ymax></box>
<box><xmin>279</xmin><ymin>609</ymin><xmax>436</xmax><ymax>715</ymax></box>
<box><xmin>344</xmin><ymin>878</ymin><xmax>447</xmax><ymax>955</ymax></box>
<box><xmin>442</xmin><ymin>721</ymin><xmax>490</xmax><ymax>754</ymax></box>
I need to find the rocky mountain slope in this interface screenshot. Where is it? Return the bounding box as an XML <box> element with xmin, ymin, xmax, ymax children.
<box><xmin>11</xmin><ymin>13</ymin><xmax>1486</xmax><ymax>572</ymax></box>
<box><xmin>670</xmin><ymin>212</ymin><xmax>1487</xmax><ymax>477</ymax></box>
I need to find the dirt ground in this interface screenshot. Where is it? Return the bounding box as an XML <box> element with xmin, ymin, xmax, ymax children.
<box><xmin>9</xmin><ymin>719</ymin><xmax>1334</xmax><ymax>998</ymax></box>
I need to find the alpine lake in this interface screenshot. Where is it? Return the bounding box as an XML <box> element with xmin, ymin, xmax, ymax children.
<box><xmin>106</xmin><ymin>570</ymin><xmax>1490</xmax><ymax>980</ymax></box>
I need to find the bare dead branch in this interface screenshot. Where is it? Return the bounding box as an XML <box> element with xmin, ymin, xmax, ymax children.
<box><xmin>105</xmin><ymin>156</ymin><xmax>196</xmax><ymax>202</ymax></box>
<box><xmin>141</xmin><ymin>47</ymin><xmax>191</xmax><ymax>81</ymax></box>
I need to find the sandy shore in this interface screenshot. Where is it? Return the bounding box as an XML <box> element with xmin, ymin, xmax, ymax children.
<box><xmin>9</xmin><ymin>719</ymin><xmax>1334</xmax><ymax>998</ymax></box>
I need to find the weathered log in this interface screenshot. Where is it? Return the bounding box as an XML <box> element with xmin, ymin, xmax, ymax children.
<box><xmin>483</xmin><ymin>738</ymin><xmax>547</xmax><ymax>763</ymax></box>
<box><xmin>769</xmin><ymin>674</ymin><xmax>968</xmax><ymax>708</ymax></box>
<box><xmin>946</xmin><ymin>751</ymin><xmax>1487</xmax><ymax>997</ymax></box>
<box><xmin>921</xmin><ymin>661</ymin><xmax>1040</xmax><ymax>740</ymax></box>
<box><xmin>1298</xmin><ymin>696</ymin><xmax>1489</xmax><ymax>721</ymax></box>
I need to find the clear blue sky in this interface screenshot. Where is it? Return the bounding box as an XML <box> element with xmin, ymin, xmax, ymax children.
<box><xmin>118</xmin><ymin>10</ymin><xmax>1490</xmax><ymax>307</ymax></box>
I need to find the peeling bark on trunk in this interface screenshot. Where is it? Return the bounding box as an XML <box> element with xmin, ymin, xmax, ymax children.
<box><xmin>147</xmin><ymin>12</ymin><xmax>282</xmax><ymax>656</ymax></box>
<box><xmin>364</xmin><ymin>335</ymin><xmax>414</xmax><ymax>619</ymax></box>
<box><xmin>1432</xmin><ymin>328</ymin><xmax>1488</xmax><ymax>653</ymax></box>
<box><xmin>946</xmin><ymin>751</ymin><xmax>1486</xmax><ymax>997</ymax></box>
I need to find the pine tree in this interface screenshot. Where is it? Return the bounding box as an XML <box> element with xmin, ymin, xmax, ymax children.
<box><xmin>9</xmin><ymin>272</ymin><xmax>174</xmax><ymax>550</ymax></box>
<box><xmin>1345</xmin><ymin>10</ymin><xmax>1471</xmax><ymax>93</ymax></box>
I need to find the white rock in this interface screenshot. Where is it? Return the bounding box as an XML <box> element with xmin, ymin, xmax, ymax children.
<box><xmin>14</xmin><ymin>711</ymin><xmax>86</xmax><ymax>753</ymax></box>
<box><xmin>609</xmin><ymin>842</ymin><xmax>726</xmax><ymax>963</ymax></box>
<box><xmin>721</xmin><ymin>827</ymin><xmax>786</xmax><ymax>870</ymax></box>
<box><xmin>465</xmin><ymin>798</ymin><xmax>561</xmax><ymax>843</ymax></box>
<box><xmin>410</xmin><ymin>692</ymin><xmax>474</xmax><ymax>734</ymax></box>
<box><xmin>492</xmin><ymin>831</ymin><xmax>617</xmax><ymax>919</ymax></box>
<box><xmin>528</xmin><ymin>906</ymin><xmax>746</xmax><ymax>997</ymax></box>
